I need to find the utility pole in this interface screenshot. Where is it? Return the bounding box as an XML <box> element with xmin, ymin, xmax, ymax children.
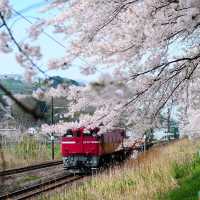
<box><xmin>143</xmin><ymin>134</ymin><xmax>146</xmax><ymax>153</ymax></box>
<box><xmin>51</xmin><ymin>96</ymin><xmax>55</xmax><ymax>160</ymax></box>
<box><xmin>167</xmin><ymin>107</ymin><xmax>170</xmax><ymax>141</ymax></box>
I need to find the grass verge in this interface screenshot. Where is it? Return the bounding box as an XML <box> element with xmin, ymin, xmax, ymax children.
<box><xmin>39</xmin><ymin>139</ymin><xmax>200</xmax><ymax>200</ymax></box>
<box><xmin>158</xmin><ymin>153</ymin><xmax>200</xmax><ymax>200</ymax></box>
<box><xmin>0</xmin><ymin>136</ymin><xmax>61</xmax><ymax>169</ymax></box>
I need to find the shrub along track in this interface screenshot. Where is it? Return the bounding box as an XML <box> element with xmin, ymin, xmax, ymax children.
<box><xmin>0</xmin><ymin>173</ymin><xmax>84</xmax><ymax>200</ymax></box>
<box><xmin>0</xmin><ymin>160</ymin><xmax>63</xmax><ymax>176</ymax></box>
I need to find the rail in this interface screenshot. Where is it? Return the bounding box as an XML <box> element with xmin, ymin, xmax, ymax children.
<box><xmin>0</xmin><ymin>160</ymin><xmax>63</xmax><ymax>176</ymax></box>
<box><xmin>0</xmin><ymin>173</ymin><xmax>84</xmax><ymax>200</ymax></box>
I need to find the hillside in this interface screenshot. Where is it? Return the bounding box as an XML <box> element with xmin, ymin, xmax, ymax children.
<box><xmin>0</xmin><ymin>75</ymin><xmax>80</xmax><ymax>124</ymax></box>
<box><xmin>0</xmin><ymin>77</ymin><xmax>33</xmax><ymax>95</ymax></box>
<box><xmin>0</xmin><ymin>75</ymin><xmax>80</xmax><ymax>95</ymax></box>
<box><xmin>38</xmin><ymin>76</ymin><xmax>81</xmax><ymax>89</ymax></box>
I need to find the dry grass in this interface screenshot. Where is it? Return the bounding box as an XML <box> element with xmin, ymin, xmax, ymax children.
<box><xmin>40</xmin><ymin>139</ymin><xmax>200</xmax><ymax>200</ymax></box>
<box><xmin>0</xmin><ymin>137</ymin><xmax>61</xmax><ymax>170</ymax></box>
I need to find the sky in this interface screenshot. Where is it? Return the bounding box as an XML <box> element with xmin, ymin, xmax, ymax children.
<box><xmin>0</xmin><ymin>0</ymin><xmax>99</xmax><ymax>82</ymax></box>
<box><xmin>0</xmin><ymin>0</ymin><xmax>183</xmax><ymax>84</ymax></box>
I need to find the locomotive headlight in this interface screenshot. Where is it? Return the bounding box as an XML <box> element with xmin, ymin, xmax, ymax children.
<box><xmin>63</xmin><ymin>158</ymin><xmax>68</xmax><ymax>166</ymax></box>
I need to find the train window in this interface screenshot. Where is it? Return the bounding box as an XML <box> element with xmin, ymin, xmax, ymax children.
<box><xmin>90</xmin><ymin>128</ymin><xmax>99</xmax><ymax>136</ymax></box>
<box><xmin>83</xmin><ymin>130</ymin><xmax>92</xmax><ymax>136</ymax></box>
<box><xmin>74</xmin><ymin>130</ymin><xmax>81</xmax><ymax>137</ymax></box>
<box><xmin>63</xmin><ymin>129</ymin><xmax>73</xmax><ymax>137</ymax></box>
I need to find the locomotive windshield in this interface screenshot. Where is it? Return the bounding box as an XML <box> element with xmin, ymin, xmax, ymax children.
<box><xmin>83</xmin><ymin>128</ymin><xmax>99</xmax><ymax>136</ymax></box>
<box><xmin>63</xmin><ymin>127</ymin><xmax>100</xmax><ymax>137</ymax></box>
<box><xmin>74</xmin><ymin>130</ymin><xmax>81</xmax><ymax>137</ymax></box>
<box><xmin>63</xmin><ymin>129</ymin><xmax>81</xmax><ymax>137</ymax></box>
<box><xmin>90</xmin><ymin>128</ymin><xmax>99</xmax><ymax>136</ymax></box>
<box><xmin>63</xmin><ymin>129</ymin><xmax>73</xmax><ymax>137</ymax></box>
<box><xmin>83</xmin><ymin>130</ymin><xmax>92</xmax><ymax>136</ymax></box>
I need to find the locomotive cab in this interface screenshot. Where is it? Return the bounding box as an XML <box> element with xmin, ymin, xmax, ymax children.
<box><xmin>61</xmin><ymin>127</ymin><xmax>126</xmax><ymax>172</ymax></box>
<box><xmin>61</xmin><ymin>128</ymin><xmax>102</xmax><ymax>171</ymax></box>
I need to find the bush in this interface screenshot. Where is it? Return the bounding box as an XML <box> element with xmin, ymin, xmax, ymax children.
<box><xmin>171</xmin><ymin>153</ymin><xmax>200</xmax><ymax>180</ymax></box>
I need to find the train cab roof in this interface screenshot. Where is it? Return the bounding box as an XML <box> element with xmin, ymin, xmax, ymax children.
<box><xmin>62</xmin><ymin>127</ymin><xmax>100</xmax><ymax>138</ymax></box>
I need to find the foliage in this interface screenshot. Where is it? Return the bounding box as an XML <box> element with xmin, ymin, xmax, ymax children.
<box><xmin>159</xmin><ymin>154</ymin><xmax>200</xmax><ymax>200</ymax></box>
<box><xmin>0</xmin><ymin>78</ymin><xmax>33</xmax><ymax>95</ymax></box>
<box><xmin>0</xmin><ymin>1</ymin><xmax>200</xmax><ymax>136</ymax></box>
<box><xmin>171</xmin><ymin>153</ymin><xmax>200</xmax><ymax>179</ymax></box>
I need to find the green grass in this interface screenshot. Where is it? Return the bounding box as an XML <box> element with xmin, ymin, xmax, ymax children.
<box><xmin>12</xmin><ymin>136</ymin><xmax>61</xmax><ymax>161</ymax></box>
<box><xmin>158</xmin><ymin>154</ymin><xmax>200</xmax><ymax>200</ymax></box>
<box><xmin>47</xmin><ymin>143</ymin><xmax>61</xmax><ymax>159</ymax></box>
<box><xmin>14</xmin><ymin>175</ymin><xmax>40</xmax><ymax>188</ymax></box>
<box><xmin>19</xmin><ymin>175</ymin><xmax>40</xmax><ymax>183</ymax></box>
<box><xmin>14</xmin><ymin>137</ymin><xmax>49</xmax><ymax>160</ymax></box>
<box><xmin>22</xmin><ymin>175</ymin><xmax>40</xmax><ymax>182</ymax></box>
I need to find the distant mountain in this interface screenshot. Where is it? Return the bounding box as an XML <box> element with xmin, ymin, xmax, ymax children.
<box><xmin>0</xmin><ymin>74</ymin><xmax>80</xmax><ymax>95</ymax></box>
<box><xmin>43</xmin><ymin>76</ymin><xmax>80</xmax><ymax>88</ymax></box>
<box><xmin>0</xmin><ymin>76</ymin><xmax>33</xmax><ymax>95</ymax></box>
<box><xmin>0</xmin><ymin>74</ymin><xmax>22</xmax><ymax>80</ymax></box>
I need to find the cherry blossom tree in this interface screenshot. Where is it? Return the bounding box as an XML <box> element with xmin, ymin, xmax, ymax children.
<box><xmin>0</xmin><ymin>0</ymin><xmax>200</xmax><ymax>136</ymax></box>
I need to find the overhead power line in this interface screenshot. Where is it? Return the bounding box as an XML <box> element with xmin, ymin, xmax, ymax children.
<box><xmin>11</xmin><ymin>7</ymin><xmax>97</xmax><ymax>71</ymax></box>
<box><xmin>0</xmin><ymin>12</ymin><xmax>47</xmax><ymax>76</ymax></box>
<box><xmin>11</xmin><ymin>1</ymin><xmax>51</xmax><ymax>19</ymax></box>
<box><xmin>12</xmin><ymin>8</ymin><xmax>67</xmax><ymax>50</ymax></box>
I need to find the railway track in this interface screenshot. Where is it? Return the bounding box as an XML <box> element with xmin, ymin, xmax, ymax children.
<box><xmin>0</xmin><ymin>160</ymin><xmax>63</xmax><ymax>176</ymax></box>
<box><xmin>0</xmin><ymin>173</ymin><xmax>84</xmax><ymax>200</ymax></box>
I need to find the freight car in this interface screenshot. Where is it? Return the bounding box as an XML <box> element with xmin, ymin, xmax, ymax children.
<box><xmin>61</xmin><ymin>127</ymin><xmax>129</xmax><ymax>172</ymax></box>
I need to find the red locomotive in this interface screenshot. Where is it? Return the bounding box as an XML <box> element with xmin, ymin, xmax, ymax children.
<box><xmin>61</xmin><ymin>127</ymin><xmax>127</xmax><ymax>171</ymax></box>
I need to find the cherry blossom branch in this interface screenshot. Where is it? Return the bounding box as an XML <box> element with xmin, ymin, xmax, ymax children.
<box><xmin>154</xmin><ymin>63</ymin><xmax>198</xmax><ymax>117</ymax></box>
<box><xmin>0</xmin><ymin>12</ymin><xmax>46</xmax><ymax>75</ymax></box>
<box><xmin>194</xmin><ymin>22</ymin><xmax>200</xmax><ymax>29</ymax></box>
<box><xmin>121</xmin><ymin>57</ymin><xmax>199</xmax><ymax>121</ymax></box>
<box><xmin>0</xmin><ymin>82</ymin><xmax>43</xmax><ymax>120</ymax></box>
<box><xmin>122</xmin><ymin>86</ymin><xmax>152</xmax><ymax>108</ymax></box>
<box><xmin>88</xmin><ymin>0</ymin><xmax>140</xmax><ymax>41</ymax></box>
<box><xmin>151</xmin><ymin>0</ymin><xmax>179</xmax><ymax>15</ymax></box>
<box><xmin>90</xmin><ymin>57</ymin><xmax>199</xmax><ymax>126</ymax></box>
<box><xmin>0</xmin><ymin>23</ymin><xmax>4</xmax><ymax>28</ymax></box>
<box><xmin>131</xmin><ymin>53</ymin><xmax>200</xmax><ymax>79</ymax></box>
